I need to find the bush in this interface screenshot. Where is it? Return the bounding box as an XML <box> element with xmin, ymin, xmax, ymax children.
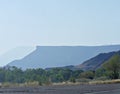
<box><xmin>69</xmin><ymin>77</ymin><xmax>76</xmax><ymax>83</ymax></box>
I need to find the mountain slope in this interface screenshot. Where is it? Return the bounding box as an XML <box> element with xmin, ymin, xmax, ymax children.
<box><xmin>8</xmin><ymin>45</ymin><xmax>120</xmax><ymax>69</ymax></box>
<box><xmin>77</xmin><ymin>51</ymin><xmax>120</xmax><ymax>71</ymax></box>
<box><xmin>0</xmin><ymin>47</ymin><xmax>35</xmax><ymax>67</ymax></box>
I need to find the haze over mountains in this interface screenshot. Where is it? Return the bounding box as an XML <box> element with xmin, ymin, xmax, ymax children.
<box><xmin>0</xmin><ymin>47</ymin><xmax>35</xmax><ymax>66</ymax></box>
<box><xmin>7</xmin><ymin>45</ymin><xmax>120</xmax><ymax>69</ymax></box>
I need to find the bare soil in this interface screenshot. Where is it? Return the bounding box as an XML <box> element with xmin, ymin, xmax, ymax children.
<box><xmin>0</xmin><ymin>83</ymin><xmax>120</xmax><ymax>94</ymax></box>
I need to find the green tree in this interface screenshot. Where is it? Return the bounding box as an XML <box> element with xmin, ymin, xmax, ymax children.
<box><xmin>72</xmin><ymin>70</ymin><xmax>83</xmax><ymax>78</ymax></box>
<box><xmin>80</xmin><ymin>71</ymin><xmax>95</xmax><ymax>79</ymax></box>
<box><xmin>69</xmin><ymin>77</ymin><xmax>76</xmax><ymax>83</ymax></box>
<box><xmin>95</xmin><ymin>68</ymin><xmax>106</xmax><ymax>78</ymax></box>
<box><xmin>103</xmin><ymin>54</ymin><xmax>120</xmax><ymax>79</ymax></box>
<box><xmin>0</xmin><ymin>68</ymin><xmax>5</xmax><ymax>82</ymax></box>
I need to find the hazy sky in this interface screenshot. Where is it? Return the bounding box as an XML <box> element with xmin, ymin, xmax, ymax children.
<box><xmin>0</xmin><ymin>0</ymin><xmax>120</xmax><ymax>53</ymax></box>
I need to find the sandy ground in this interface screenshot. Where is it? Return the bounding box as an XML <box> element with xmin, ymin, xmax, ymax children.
<box><xmin>0</xmin><ymin>83</ymin><xmax>120</xmax><ymax>94</ymax></box>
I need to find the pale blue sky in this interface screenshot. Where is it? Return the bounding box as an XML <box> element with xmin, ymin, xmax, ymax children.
<box><xmin>0</xmin><ymin>0</ymin><xmax>120</xmax><ymax>53</ymax></box>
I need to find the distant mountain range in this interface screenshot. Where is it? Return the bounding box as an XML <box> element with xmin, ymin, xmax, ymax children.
<box><xmin>7</xmin><ymin>45</ymin><xmax>120</xmax><ymax>69</ymax></box>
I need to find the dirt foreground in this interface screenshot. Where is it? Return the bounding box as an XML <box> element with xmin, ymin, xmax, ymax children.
<box><xmin>0</xmin><ymin>83</ymin><xmax>120</xmax><ymax>94</ymax></box>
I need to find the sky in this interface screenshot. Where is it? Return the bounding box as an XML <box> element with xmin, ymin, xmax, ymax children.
<box><xmin>0</xmin><ymin>0</ymin><xmax>120</xmax><ymax>53</ymax></box>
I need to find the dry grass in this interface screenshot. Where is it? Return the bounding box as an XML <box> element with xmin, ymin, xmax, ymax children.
<box><xmin>1</xmin><ymin>79</ymin><xmax>120</xmax><ymax>87</ymax></box>
<box><xmin>52</xmin><ymin>79</ymin><xmax>120</xmax><ymax>86</ymax></box>
<box><xmin>89</xmin><ymin>79</ymin><xmax>120</xmax><ymax>85</ymax></box>
<box><xmin>1</xmin><ymin>81</ymin><xmax>39</xmax><ymax>88</ymax></box>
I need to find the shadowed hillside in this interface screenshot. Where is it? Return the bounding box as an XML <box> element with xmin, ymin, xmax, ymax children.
<box><xmin>77</xmin><ymin>51</ymin><xmax>120</xmax><ymax>71</ymax></box>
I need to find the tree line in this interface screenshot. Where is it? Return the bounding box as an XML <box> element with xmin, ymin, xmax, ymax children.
<box><xmin>0</xmin><ymin>66</ymin><xmax>83</xmax><ymax>85</ymax></box>
<box><xmin>0</xmin><ymin>54</ymin><xmax>120</xmax><ymax>85</ymax></box>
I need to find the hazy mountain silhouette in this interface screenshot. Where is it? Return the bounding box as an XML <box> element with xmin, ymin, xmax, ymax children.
<box><xmin>8</xmin><ymin>45</ymin><xmax>120</xmax><ymax>69</ymax></box>
<box><xmin>0</xmin><ymin>47</ymin><xmax>35</xmax><ymax>66</ymax></box>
